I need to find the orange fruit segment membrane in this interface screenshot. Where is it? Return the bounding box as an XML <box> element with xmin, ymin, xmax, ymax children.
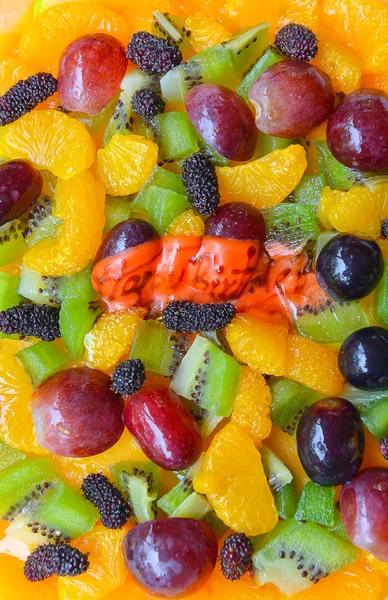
<box><xmin>0</xmin><ymin>553</ymin><xmax>58</xmax><ymax>600</ymax></box>
<box><xmin>185</xmin><ymin>11</ymin><xmax>232</xmax><ymax>52</ymax></box>
<box><xmin>313</xmin><ymin>37</ymin><xmax>361</xmax><ymax>95</ymax></box>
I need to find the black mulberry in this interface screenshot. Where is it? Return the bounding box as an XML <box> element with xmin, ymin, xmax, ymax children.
<box><xmin>220</xmin><ymin>532</ymin><xmax>254</xmax><ymax>581</ymax></box>
<box><xmin>0</xmin><ymin>73</ymin><xmax>58</xmax><ymax>126</ymax></box>
<box><xmin>81</xmin><ymin>473</ymin><xmax>132</xmax><ymax>529</ymax></box>
<box><xmin>380</xmin><ymin>438</ymin><xmax>388</xmax><ymax>460</ymax></box>
<box><xmin>181</xmin><ymin>150</ymin><xmax>220</xmax><ymax>216</ymax></box>
<box><xmin>126</xmin><ymin>31</ymin><xmax>182</xmax><ymax>75</ymax></box>
<box><xmin>162</xmin><ymin>301</ymin><xmax>236</xmax><ymax>333</ymax></box>
<box><xmin>24</xmin><ymin>542</ymin><xmax>89</xmax><ymax>582</ymax></box>
<box><xmin>132</xmin><ymin>88</ymin><xmax>165</xmax><ymax>121</ymax></box>
<box><xmin>0</xmin><ymin>302</ymin><xmax>60</xmax><ymax>341</ymax></box>
<box><xmin>111</xmin><ymin>358</ymin><xmax>146</xmax><ymax>395</ymax></box>
<box><xmin>275</xmin><ymin>23</ymin><xmax>318</xmax><ymax>62</ymax></box>
<box><xmin>381</xmin><ymin>219</ymin><xmax>388</xmax><ymax>239</ymax></box>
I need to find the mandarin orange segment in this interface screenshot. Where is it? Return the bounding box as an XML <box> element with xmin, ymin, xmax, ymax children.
<box><xmin>0</xmin><ymin>110</ymin><xmax>95</xmax><ymax>180</ymax></box>
<box><xmin>97</xmin><ymin>134</ymin><xmax>159</xmax><ymax>196</ymax></box>
<box><xmin>194</xmin><ymin>422</ymin><xmax>278</xmax><ymax>536</ymax></box>
<box><xmin>0</xmin><ymin>56</ymin><xmax>30</xmax><ymax>96</ymax></box>
<box><xmin>266</xmin><ymin>426</ymin><xmax>309</xmax><ymax>493</ymax></box>
<box><xmin>0</xmin><ymin>553</ymin><xmax>58</xmax><ymax>600</ymax></box>
<box><xmin>20</xmin><ymin>2</ymin><xmax>130</xmax><ymax>74</ymax></box>
<box><xmin>277</xmin><ymin>0</ymin><xmax>319</xmax><ymax>30</ymax></box>
<box><xmin>168</xmin><ymin>209</ymin><xmax>205</xmax><ymax>236</ymax></box>
<box><xmin>362</xmin><ymin>72</ymin><xmax>388</xmax><ymax>95</ymax></box>
<box><xmin>225</xmin><ymin>0</ymin><xmax>286</xmax><ymax>35</ymax></box>
<box><xmin>285</xmin><ymin>334</ymin><xmax>344</xmax><ymax>396</ymax></box>
<box><xmin>84</xmin><ymin>307</ymin><xmax>146</xmax><ymax>370</ymax></box>
<box><xmin>23</xmin><ymin>171</ymin><xmax>105</xmax><ymax>277</ymax></box>
<box><xmin>58</xmin><ymin>525</ymin><xmax>128</xmax><ymax>600</ymax></box>
<box><xmin>0</xmin><ymin>0</ymin><xmax>34</xmax><ymax>36</ymax></box>
<box><xmin>185</xmin><ymin>11</ymin><xmax>231</xmax><ymax>52</ymax></box>
<box><xmin>210</xmin><ymin>578</ymin><xmax>283</xmax><ymax>600</ymax></box>
<box><xmin>216</xmin><ymin>145</ymin><xmax>307</xmax><ymax>209</ymax></box>
<box><xmin>313</xmin><ymin>38</ymin><xmax>361</xmax><ymax>95</ymax></box>
<box><xmin>231</xmin><ymin>365</ymin><xmax>272</xmax><ymax>447</ymax></box>
<box><xmin>99</xmin><ymin>0</ymin><xmax>177</xmax><ymax>20</ymax></box>
<box><xmin>225</xmin><ymin>314</ymin><xmax>288</xmax><ymax>376</ymax></box>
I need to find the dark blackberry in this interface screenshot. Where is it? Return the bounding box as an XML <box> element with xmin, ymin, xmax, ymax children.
<box><xmin>380</xmin><ymin>438</ymin><xmax>388</xmax><ymax>461</ymax></box>
<box><xmin>220</xmin><ymin>532</ymin><xmax>254</xmax><ymax>581</ymax></box>
<box><xmin>81</xmin><ymin>473</ymin><xmax>132</xmax><ymax>529</ymax></box>
<box><xmin>0</xmin><ymin>73</ymin><xmax>58</xmax><ymax>126</ymax></box>
<box><xmin>181</xmin><ymin>150</ymin><xmax>220</xmax><ymax>216</ymax></box>
<box><xmin>111</xmin><ymin>358</ymin><xmax>146</xmax><ymax>395</ymax></box>
<box><xmin>275</xmin><ymin>23</ymin><xmax>318</xmax><ymax>62</ymax></box>
<box><xmin>0</xmin><ymin>302</ymin><xmax>60</xmax><ymax>341</ymax></box>
<box><xmin>24</xmin><ymin>542</ymin><xmax>89</xmax><ymax>582</ymax></box>
<box><xmin>162</xmin><ymin>301</ymin><xmax>236</xmax><ymax>333</ymax></box>
<box><xmin>381</xmin><ymin>219</ymin><xmax>388</xmax><ymax>239</ymax></box>
<box><xmin>132</xmin><ymin>88</ymin><xmax>165</xmax><ymax>121</ymax></box>
<box><xmin>126</xmin><ymin>31</ymin><xmax>182</xmax><ymax>75</ymax></box>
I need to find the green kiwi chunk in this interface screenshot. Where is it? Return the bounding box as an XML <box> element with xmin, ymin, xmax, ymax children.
<box><xmin>140</xmin><ymin>186</ymin><xmax>189</xmax><ymax>234</ymax></box>
<box><xmin>258</xmin><ymin>132</ymin><xmax>299</xmax><ymax>157</ymax></box>
<box><xmin>237</xmin><ymin>46</ymin><xmax>283</xmax><ymax>100</ymax></box>
<box><xmin>260</xmin><ymin>443</ymin><xmax>293</xmax><ymax>493</ymax></box>
<box><xmin>110</xmin><ymin>461</ymin><xmax>161</xmax><ymax>524</ymax></box>
<box><xmin>132</xmin><ymin>165</ymin><xmax>185</xmax><ymax>214</ymax></box>
<box><xmin>343</xmin><ymin>385</ymin><xmax>388</xmax><ymax>440</ymax></box>
<box><xmin>152</xmin><ymin>11</ymin><xmax>193</xmax><ymax>56</ymax></box>
<box><xmin>104</xmin><ymin>196</ymin><xmax>133</xmax><ymax>233</ymax></box>
<box><xmin>327</xmin><ymin>507</ymin><xmax>349</xmax><ymax>541</ymax></box>
<box><xmin>153</xmin><ymin>112</ymin><xmax>199</xmax><ymax>161</ymax></box>
<box><xmin>314</xmin><ymin>141</ymin><xmax>357</xmax><ymax>191</ymax></box>
<box><xmin>16</xmin><ymin>341</ymin><xmax>70</xmax><ymax>388</ymax></box>
<box><xmin>292</xmin><ymin>174</ymin><xmax>327</xmax><ymax>217</ymax></box>
<box><xmin>130</xmin><ymin>319</ymin><xmax>188</xmax><ymax>378</ymax></box>
<box><xmin>0</xmin><ymin>219</ymin><xmax>26</xmax><ymax>267</ymax></box>
<box><xmin>274</xmin><ymin>482</ymin><xmax>297</xmax><ymax>521</ymax></box>
<box><xmin>22</xmin><ymin>196</ymin><xmax>62</xmax><ymax>249</ymax></box>
<box><xmin>0</xmin><ymin>439</ymin><xmax>25</xmax><ymax>472</ymax></box>
<box><xmin>17</xmin><ymin>265</ymin><xmax>60</xmax><ymax>306</ymax></box>
<box><xmin>294</xmin><ymin>482</ymin><xmax>335</xmax><ymax>527</ymax></box>
<box><xmin>252</xmin><ymin>519</ymin><xmax>359</xmax><ymax>595</ymax></box>
<box><xmin>263</xmin><ymin>203</ymin><xmax>319</xmax><ymax>258</ymax></box>
<box><xmin>375</xmin><ymin>258</ymin><xmax>388</xmax><ymax>325</ymax></box>
<box><xmin>0</xmin><ymin>272</ymin><xmax>22</xmax><ymax>311</ymax></box>
<box><xmin>169</xmin><ymin>490</ymin><xmax>228</xmax><ymax>537</ymax></box>
<box><xmin>269</xmin><ymin>378</ymin><xmax>322</xmax><ymax>435</ymax></box>
<box><xmin>157</xmin><ymin>454</ymin><xmax>204</xmax><ymax>516</ymax></box>
<box><xmin>170</xmin><ymin>335</ymin><xmax>241</xmax><ymax>417</ymax></box>
<box><xmin>314</xmin><ymin>231</ymin><xmax>338</xmax><ymax>260</ymax></box>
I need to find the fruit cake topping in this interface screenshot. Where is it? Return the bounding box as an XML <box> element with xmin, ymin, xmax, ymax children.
<box><xmin>220</xmin><ymin>532</ymin><xmax>254</xmax><ymax>581</ymax></box>
<box><xmin>275</xmin><ymin>23</ymin><xmax>318</xmax><ymax>62</ymax></box>
<box><xmin>0</xmin><ymin>73</ymin><xmax>58</xmax><ymax>126</ymax></box>
<box><xmin>181</xmin><ymin>150</ymin><xmax>220</xmax><ymax>216</ymax></box>
<box><xmin>126</xmin><ymin>31</ymin><xmax>183</xmax><ymax>75</ymax></box>
<box><xmin>111</xmin><ymin>358</ymin><xmax>146</xmax><ymax>395</ymax></box>
<box><xmin>24</xmin><ymin>542</ymin><xmax>89</xmax><ymax>582</ymax></box>
<box><xmin>0</xmin><ymin>302</ymin><xmax>60</xmax><ymax>341</ymax></box>
<box><xmin>132</xmin><ymin>88</ymin><xmax>166</xmax><ymax>121</ymax></box>
<box><xmin>162</xmin><ymin>301</ymin><xmax>236</xmax><ymax>332</ymax></box>
<box><xmin>81</xmin><ymin>473</ymin><xmax>132</xmax><ymax>529</ymax></box>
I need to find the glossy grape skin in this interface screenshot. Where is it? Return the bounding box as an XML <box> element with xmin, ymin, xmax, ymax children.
<box><xmin>316</xmin><ymin>234</ymin><xmax>384</xmax><ymax>300</ymax></box>
<box><xmin>339</xmin><ymin>326</ymin><xmax>388</xmax><ymax>391</ymax></box>
<box><xmin>204</xmin><ymin>202</ymin><xmax>266</xmax><ymax>243</ymax></box>
<box><xmin>123</xmin><ymin>518</ymin><xmax>218</xmax><ymax>597</ymax></box>
<box><xmin>248</xmin><ymin>60</ymin><xmax>335</xmax><ymax>138</ymax></box>
<box><xmin>341</xmin><ymin>468</ymin><xmax>388</xmax><ymax>561</ymax></box>
<box><xmin>31</xmin><ymin>368</ymin><xmax>124</xmax><ymax>457</ymax></box>
<box><xmin>296</xmin><ymin>398</ymin><xmax>364</xmax><ymax>486</ymax></box>
<box><xmin>123</xmin><ymin>386</ymin><xmax>202</xmax><ymax>471</ymax></box>
<box><xmin>95</xmin><ymin>218</ymin><xmax>159</xmax><ymax>262</ymax></box>
<box><xmin>186</xmin><ymin>84</ymin><xmax>257</xmax><ymax>161</ymax></box>
<box><xmin>58</xmin><ymin>33</ymin><xmax>127</xmax><ymax>115</ymax></box>
<box><xmin>327</xmin><ymin>89</ymin><xmax>388</xmax><ymax>171</ymax></box>
<box><xmin>0</xmin><ymin>160</ymin><xmax>42</xmax><ymax>226</ymax></box>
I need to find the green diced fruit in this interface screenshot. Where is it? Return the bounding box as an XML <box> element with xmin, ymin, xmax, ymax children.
<box><xmin>293</xmin><ymin>174</ymin><xmax>327</xmax><ymax>217</ymax></box>
<box><xmin>315</xmin><ymin>231</ymin><xmax>338</xmax><ymax>260</ymax></box>
<box><xmin>274</xmin><ymin>482</ymin><xmax>298</xmax><ymax>521</ymax></box>
<box><xmin>198</xmin><ymin>139</ymin><xmax>230</xmax><ymax>166</ymax></box>
<box><xmin>132</xmin><ymin>165</ymin><xmax>185</xmax><ymax>213</ymax></box>
<box><xmin>0</xmin><ymin>219</ymin><xmax>26</xmax><ymax>267</ymax></box>
<box><xmin>171</xmin><ymin>490</ymin><xmax>210</xmax><ymax>518</ymax></box>
<box><xmin>237</xmin><ymin>46</ymin><xmax>283</xmax><ymax>100</ymax></box>
<box><xmin>152</xmin><ymin>11</ymin><xmax>193</xmax><ymax>57</ymax></box>
<box><xmin>263</xmin><ymin>203</ymin><xmax>319</xmax><ymax>259</ymax></box>
<box><xmin>343</xmin><ymin>385</ymin><xmax>388</xmax><ymax>440</ymax></box>
<box><xmin>375</xmin><ymin>258</ymin><xmax>388</xmax><ymax>325</ymax></box>
<box><xmin>110</xmin><ymin>461</ymin><xmax>161</xmax><ymax>524</ymax></box>
<box><xmin>130</xmin><ymin>319</ymin><xmax>189</xmax><ymax>378</ymax></box>
<box><xmin>260</xmin><ymin>443</ymin><xmax>293</xmax><ymax>493</ymax></box>
<box><xmin>143</xmin><ymin>186</ymin><xmax>189</xmax><ymax>234</ymax></box>
<box><xmin>104</xmin><ymin>196</ymin><xmax>133</xmax><ymax>233</ymax></box>
<box><xmin>314</xmin><ymin>140</ymin><xmax>357</xmax><ymax>191</ymax></box>
<box><xmin>0</xmin><ymin>439</ymin><xmax>25</xmax><ymax>472</ymax></box>
<box><xmin>16</xmin><ymin>341</ymin><xmax>70</xmax><ymax>388</ymax></box>
<box><xmin>0</xmin><ymin>272</ymin><xmax>22</xmax><ymax>311</ymax></box>
<box><xmin>252</xmin><ymin>519</ymin><xmax>359</xmax><ymax>595</ymax></box>
<box><xmin>171</xmin><ymin>335</ymin><xmax>241</xmax><ymax>417</ymax></box>
<box><xmin>157</xmin><ymin>453</ymin><xmax>204</xmax><ymax>516</ymax></box>
<box><xmin>328</xmin><ymin>507</ymin><xmax>349</xmax><ymax>541</ymax></box>
<box><xmin>270</xmin><ymin>378</ymin><xmax>322</xmax><ymax>434</ymax></box>
<box><xmin>258</xmin><ymin>132</ymin><xmax>298</xmax><ymax>157</ymax></box>
<box><xmin>294</xmin><ymin>482</ymin><xmax>335</xmax><ymax>527</ymax></box>
<box><xmin>17</xmin><ymin>265</ymin><xmax>60</xmax><ymax>306</ymax></box>
<box><xmin>196</xmin><ymin>413</ymin><xmax>224</xmax><ymax>440</ymax></box>
<box><xmin>153</xmin><ymin>112</ymin><xmax>199</xmax><ymax>161</ymax></box>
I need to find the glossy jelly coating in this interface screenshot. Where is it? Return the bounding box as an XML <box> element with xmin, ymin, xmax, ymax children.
<box><xmin>316</xmin><ymin>234</ymin><xmax>384</xmax><ymax>300</ymax></box>
<box><xmin>248</xmin><ymin>60</ymin><xmax>335</xmax><ymax>138</ymax></box>
<box><xmin>341</xmin><ymin>467</ymin><xmax>388</xmax><ymax>561</ymax></box>
<box><xmin>58</xmin><ymin>33</ymin><xmax>127</xmax><ymax>115</ymax></box>
<box><xmin>95</xmin><ymin>218</ymin><xmax>159</xmax><ymax>263</ymax></box>
<box><xmin>31</xmin><ymin>368</ymin><xmax>124</xmax><ymax>457</ymax></box>
<box><xmin>204</xmin><ymin>202</ymin><xmax>266</xmax><ymax>243</ymax></box>
<box><xmin>339</xmin><ymin>326</ymin><xmax>388</xmax><ymax>391</ymax></box>
<box><xmin>327</xmin><ymin>89</ymin><xmax>388</xmax><ymax>171</ymax></box>
<box><xmin>0</xmin><ymin>160</ymin><xmax>42</xmax><ymax>226</ymax></box>
<box><xmin>123</xmin><ymin>518</ymin><xmax>218</xmax><ymax>597</ymax></box>
<box><xmin>296</xmin><ymin>398</ymin><xmax>365</xmax><ymax>486</ymax></box>
<box><xmin>186</xmin><ymin>83</ymin><xmax>257</xmax><ymax>161</ymax></box>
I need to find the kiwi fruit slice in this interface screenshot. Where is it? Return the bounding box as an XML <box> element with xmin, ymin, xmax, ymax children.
<box><xmin>294</xmin><ymin>482</ymin><xmax>335</xmax><ymax>527</ymax></box>
<box><xmin>110</xmin><ymin>461</ymin><xmax>161</xmax><ymax>524</ymax></box>
<box><xmin>16</xmin><ymin>341</ymin><xmax>70</xmax><ymax>388</ymax></box>
<box><xmin>314</xmin><ymin>231</ymin><xmax>338</xmax><ymax>260</ymax></box>
<box><xmin>0</xmin><ymin>439</ymin><xmax>25</xmax><ymax>472</ymax></box>
<box><xmin>292</xmin><ymin>174</ymin><xmax>327</xmax><ymax>217</ymax></box>
<box><xmin>274</xmin><ymin>481</ymin><xmax>297</xmax><ymax>521</ymax></box>
<box><xmin>139</xmin><ymin>186</ymin><xmax>189</xmax><ymax>234</ymax></box>
<box><xmin>343</xmin><ymin>385</ymin><xmax>388</xmax><ymax>441</ymax></box>
<box><xmin>169</xmin><ymin>490</ymin><xmax>228</xmax><ymax>537</ymax></box>
<box><xmin>237</xmin><ymin>45</ymin><xmax>283</xmax><ymax>101</ymax></box>
<box><xmin>375</xmin><ymin>257</ymin><xmax>388</xmax><ymax>326</ymax></box>
<box><xmin>132</xmin><ymin>165</ymin><xmax>186</xmax><ymax>215</ymax></box>
<box><xmin>153</xmin><ymin>112</ymin><xmax>199</xmax><ymax>162</ymax></box>
<box><xmin>314</xmin><ymin>141</ymin><xmax>357</xmax><ymax>191</ymax></box>
<box><xmin>263</xmin><ymin>203</ymin><xmax>320</xmax><ymax>259</ymax></box>
<box><xmin>152</xmin><ymin>11</ymin><xmax>193</xmax><ymax>57</ymax></box>
<box><xmin>170</xmin><ymin>335</ymin><xmax>241</xmax><ymax>417</ymax></box>
<box><xmin>258</xmin><ymin>132</ymin><xmax>299</xmax><ymax>158</ymax></box>
<box><xmin>130</xmin><ymin>319</ymin><xmax>189</xmax><ymax>378</ymax></box>
<box><xmin>328</xmin><ymin>506</ymin><xmax>349</xmax><ymax>541</ymax></box>
<box><xmin>157</xmin><ymin>453</ymin><xmax>204</xmax><ymax>516</ymax></box>
<box><xmin>260</xmin><ymin>443</ymin><xmax>293</xmax><ymax>493</ymax></box>
<box><xmin>0</xmin><ymin>219</ymin><xmax>26</xmax><ymax>268</ymax></box>
<box><xmin>269</xmin><ymin>378</ymin><xmax>322</xmax><ymax>435</ymax></box>
<box><xmin>17</xmin><ymin>265</ymin><xmax>60</xmax><ymax>306</ymax></box>
<box><xmin>104</xmin><ymin>196</ymin><xmax>133</xmax><ymax>233</ymax></box>
<box><xmin>0</xmin><ymin>272</ymin><xmax>22</xmax><ymax>312</ymax></box>
<box><xmin>252</xmin><ymin>519</ymin><xmax>359</xmax><ymax>595</ymax></box>
<box><xmin>21</xmin><ymin>195</ymin><xmax>62</xmax><ymax>249</ymax></box>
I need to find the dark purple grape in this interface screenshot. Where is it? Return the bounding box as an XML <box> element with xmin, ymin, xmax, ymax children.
<box><xmin>248</xmin><ymin>60</ymin><xmax>335</xmax><ymax>138</ymax></box>
<box><xmin>58</xmin><ymin>33</ymin><xmax>128</xmax><ymax>115</ymax></box>
<box><xmin>339</xmin><ymin>326</ymin><xmax>388</xmax><ymax>391</ymax></box>
<box><xmin>31</xmin><ymin>368</ymin><xmax>124</xmax><ymax>457</ymax></box>
<box><xmin>0</xmin><ymin>160</ymin><xmax>42</xmax><ymax>226</ymax></box>
<box><xmin>327</xmin><ymin>89</ymin><xmax>388</xmax><ymax>171</ymax></box>
<box><xmin>204</xmin><ymin>202</ymin><xmax>266</xmax><ymax>243</ymax></box>
<box><xmin>95</xmin><ymin>218</ymin><xmax>159</xmax><ymax>262</ymax></box>
<box><xmin>123</xmin><ymin>518</ymin><xmax>218</xmax><ymax>596</ymax></box>
<box><xmin>341</xmin><ymin>467</ymin><xmax>388</xmax><ymax>561</ymax></box>
<box><xmin>186</xmin><ymin>84</ymin><xmax>257</xmax><ymax>161</ymax></box>
<box><xmin>296</xmin><ymin>398</ymin><xmax>364</xmax><ymax>486</ymax></box>
<box><xmin>316</xmin><ymin>234</ymin><xmax>384</xmax><ymax>300</ymax></box>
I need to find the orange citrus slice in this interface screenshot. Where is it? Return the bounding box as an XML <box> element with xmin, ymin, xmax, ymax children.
<box><xmin>185</xmin><ymin>11</ymin><xmax>231</xmax><ymax>52</ymax></box>
<box><xmin>319</xmin><ymin>186</ymin><xmax>381</xmax><ymax>239</ymax></box>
